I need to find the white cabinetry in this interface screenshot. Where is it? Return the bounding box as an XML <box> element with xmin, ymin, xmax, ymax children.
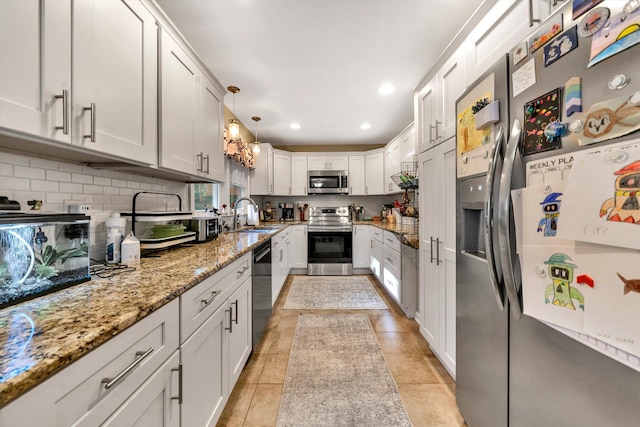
<box><xmin>289</xmin><ymin>225</ymin><xmax>308</xmax><ymax>270</ymax></box>
<box><xmin>379</xmin><ymin>230</ymin><xmax>417</xmax><ymax>317</ymax></box>
<box><xmin>370</xmin><ymin>227</ymin><xmax>384</xmax><ymax>283</ymax></box>
<box><xmin>365</xmin><ymin>150</ymin><xmax>385</xmax><ymax>195</ymax></box>
<box><xmin>401</xmin><ymin>123</ymin><xmax>416</xmax><ymax>163</ymax></box>
<box><xmin>290</xmin><ymin>155</ymin><xmax>308</xmax><ymax>195</ymax></box>
<box><xmin>273</xmin><ymin>150</ymin><xmax>292</xmax><ymax>196</ymax></box>
<box><xmin>348</xmin><ymin>155</ymin><xmax>366</xmax><ymax>195</ymax></box>
<box><xmin>73</xmin><ymin>0</ymin><xmax>157</xmax><ymax>164</ymax></box>
<box><xmin>0</xmin><ymin>0</ymin><xmax>71</xmax><ymax>144</ymax></box>
<box><xmin>384</xmin><ymin>140</ymin><xmax>402</xmax><ymax>194</ymax></box>
<box><xmin>352</xmin><ymin>225</ymin><xmax>371</xmax><ymax>269</ymax></box>
<box><xmin>307</xmin><ymin>155</ymin><xmax>348</xmax><ymax>171</ymax></box>
<box><xmin>250</xmin><ymin>143</ymin><xmax>274</xmax><ymax>195</ymax></box>
<box><xmin>416</xmin><ymin>48</ymin><xmax>465</xmax><ymax>153</ymax></box>
<box><xmin>200</xmin><ymin>75</ymin><xmax>226</xmax><ymax>182</ymax></box>
<box><xmin>272</xmin><ymin>229</ymin><xmax>291</xmax><ymax>304</ymax></box>
<box><xmin>180</xmin><ymin>253</ymin><xmax>252</xmax><ymax>427</ymax></box>
<box><xmin>0</xmin><ymin>300</ymin><xmax>180</xmax><ymax>426</ymax></box>
<box><xmin>418</xmin><ymin>137</ymin><xmax>457</xmax><ymax>376</ymax></box>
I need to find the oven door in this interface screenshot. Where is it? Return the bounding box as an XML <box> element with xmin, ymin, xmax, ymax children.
<box><xmin>307</xmin><ymin>229</ymin><xmax>353</xmax><ymax>275</ymax></box>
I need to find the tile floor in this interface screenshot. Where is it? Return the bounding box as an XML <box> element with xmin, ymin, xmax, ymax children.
<box><xmin>216</xmin><ymin>274</ymin><xmax>466</xmax><ymax>427</ymax></box>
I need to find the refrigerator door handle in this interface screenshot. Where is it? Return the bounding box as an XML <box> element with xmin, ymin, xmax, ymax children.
<box><xmin>484</xmin><ymin>126</ymin><xmax>505</xmax><ymax>311</ymax></box>
<box><xmin>498</xmin><ymin>119</ymin><xmax>523</xmax><ymax>319</ymax></box>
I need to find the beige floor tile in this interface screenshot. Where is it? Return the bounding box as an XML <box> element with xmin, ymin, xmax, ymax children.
<box><xmin>243</xmin><ymin>384</ymin><xmax>283</xmax><ymax>427</ymax></box>
<box><xmin>369</xmin><ymin>313</ymin><xmax>411</xmax><ymax>332</ymax></box>
<box><xmin>268</xmin><ymin>331</ymin><xmax>295</xmax><ymax>354</ymax></box>
<box><xmin>426</xmin><ymin>354</ymin><xmax>455</xmax><ymax>384</ymax></box>
<box><xmin>398</xmin><ymin>384</ymin><xmax>466</xmax><ymax>427</ymax></box>
<box><xmin>276</xmin><ymin>315</ymin><xmax>297</xmax><ymax>333</ymax></box>
<box><xmin>408</xmin><ymin>330</ymin><xmax>435</xmax><ymax>355</ymax></box>
<box><xmin>258</xmin><ymin>353</ymin><xmax>289</xmax><ymax>384</ymax></box>
<box><xmin>385</xmin><ymin>353</ymin><xmax>440</xmax><ymax>384</ymax></box>
<box><xmin>252</xmin><ymin>332</ymin><xmax>273</xmax><ymax>355</ymax></box>
<box><xmin>376</xmin><ymin>331</ymin><xmax>421</xmax><ymax>354</ymax></box>
<box><xmin>217</xmin><ymin>383</ymin><xmax>257</xmax><ymax>427</ymax></box>
<box><xmin>238</xmin><ymin>353</ymin><xmax>267</xmax><ymax>384</ymax></box>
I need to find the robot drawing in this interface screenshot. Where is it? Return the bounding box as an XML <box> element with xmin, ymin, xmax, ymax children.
<box><xmin>537</xmin><ymin>192</ymin><xmax>562</xmax><ymax>236</ymax></box>
<box><xmin>544</xmin><ymin>253</ymin><xmax>584</xmax><ymax>311</ymax></box>
<box><xmin>600</xmin><ymin>160</ymin><xmax>640</xmax><ymax>224</ymax></box>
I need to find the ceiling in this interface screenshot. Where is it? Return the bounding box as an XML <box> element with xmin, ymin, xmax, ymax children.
<box><xmin>155</xmin><ymin>0</ymin><xmax>487</xmax><ymax>147</ymax></box>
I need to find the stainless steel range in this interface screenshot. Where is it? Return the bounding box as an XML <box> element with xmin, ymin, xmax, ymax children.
<box><xmin>307</xmin><ymin>206</ymin><xmax>353</xmax><ymax>276</ymax></box>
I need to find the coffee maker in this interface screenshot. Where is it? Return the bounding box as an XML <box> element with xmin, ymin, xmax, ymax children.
<box><xmin>280</xmin><ymin>203</ymin><xmax>294</xmax><ymax>222</ymax></box>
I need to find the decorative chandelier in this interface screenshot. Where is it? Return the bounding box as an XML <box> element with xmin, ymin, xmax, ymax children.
<box><xmin>251</xmin><ymin>116</ymin><xmax>261</xmax><ymax>154</ymax></box>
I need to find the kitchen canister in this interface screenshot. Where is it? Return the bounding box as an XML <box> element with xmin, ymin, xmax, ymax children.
<box><xmin>121</xmin><ymin>232</ymin><xmax>141</xmax><ymax>264</ymax></box>
<box><xmin>106</xmin><ymin>230</ymin><xmax>122</xmax><ymax>263</ymax></box>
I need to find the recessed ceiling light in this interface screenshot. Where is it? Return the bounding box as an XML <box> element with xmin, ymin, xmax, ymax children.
<box><xmin>360</xmin><ymin>123</ymin><xmax>371</xmax><ymax>130</ymax></box>
<box><xmin>290</xmin><ymin>123</ymin><xmax>301</xmax><ymax>130</ymax></box>
<box><xmin>378</xmin><ymin>84</ymin><xmax>395</xmax><ymax>95</ymax></box>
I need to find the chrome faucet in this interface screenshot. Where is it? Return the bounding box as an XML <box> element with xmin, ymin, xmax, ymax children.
<box><xmin>233</xmin><ymin>197</ymin><xmax>259</xmax><ymax>230</ymax></box>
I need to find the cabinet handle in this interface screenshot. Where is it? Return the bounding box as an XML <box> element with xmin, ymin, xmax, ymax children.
<box><xmin>304</xmin><ymin>186</ymin><xmax>307</xmax><ymax>194</ymax></box>
<box><xmin>225</xmin><ymin>308</ymin><xmax>233</xmax><ymax>332</ymax></box>
<box><xmin>430</xmin><ymin>237</ymin><xmax>435</xmax><ymax>263</ymax></box>
<box><xmin>434</xmin><ymin>120</ymin><xmax>441</xmax><ymax>141</ymax></box>
<box><xmin>54</xmin><ymin>89</ymin><xmax>69</xmax><ymax>135</ymax></box>
<box><xmin>83</xmin><ymin>102</ymin><xmax>96</xmax><ymax>142</ymax></box>
<box><xmin>436</xmin><ymin>237</ymin><xmax>441</xmax><ymax>266</ymax></box>
<box><xmin>237</xmin><ymin>265</ymin><xmax>249</xmax><ymax>278</ymax></box>
<box><xmin>231</xmin><ymin>299</ymin><xmax>239</xmax><ymax>324</ymax></box>
<box><xmin>429</xmin><ymin>124</ymin><xmax>435</xmax><ymax>144</ymax></box>
<box><xmin>386</xmin><ymin>257</ymin><xmax>393</xmax><ymax>263</ymax></box>
<box><xmin>102</xmin><ymin>347</ymin><xmax>154</xmax><ymax>390</ymax></box>
<box><xmin>196</xmin><ymin>152</ymin><xmax>203</xmax><ymax>172</ymax></box>
<box><xmin>289</xmin><ymin>186</ymin><xmax>291</xmax><ymax>195</ymax></box>
<box><xmin>200</xmin><ymin>290</ymin><xmax>220</xmax><ymax>309</ymax></box>
<box><xmin>371</xmin><ymin>240</ymin><xmax>373</xmax><ymax>249</ymax></box>
<box><xmin>204</xmin><ymin>154</ymin><xmax>210</xmax><ymax>174</ymax></box>
<box><xmin>528</xmin><ymin>0</ymin><xmax>541</xmax><ymax>26</ymax></box>
<box><xmin>171</xmin><ymin>363</ymin><xmax>183</xmax><ymax>404</ymax></box>
<box><xmin>365</xmin><ymin>186</ymin><xmax>368</xmax><ymax>194</ymax></box>
<box><xmin>550</xmin><ymin>0</ymin><xmax>558</xmax><ymax>6</ymax></box>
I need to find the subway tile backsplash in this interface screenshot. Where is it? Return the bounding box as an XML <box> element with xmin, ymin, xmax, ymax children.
<box><xmin>0</xmin><ymin>150</ymin><xmax>189</xmax><ymax>261</ymax></box>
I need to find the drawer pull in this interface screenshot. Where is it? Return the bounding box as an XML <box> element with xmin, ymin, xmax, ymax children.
<box><xmin>201</xmin><ymin>290</ymin><xmax>220</xmax><ymax>308</ymax></box>
<box><xmin>237</xmin><ymin>265</ymin><xmax>249</xmax><ymax>277</ymax></box>
<box><xmin>171</xmin><ymin>363</ymin><xmax>183</xmax><ymax>404</ymax></box>
<box><xmin>386</xmin><ymin>257</ymin><xmax>393</xmax><ymax>263</ymax></box>
<box><xmin>83</xmin><ymin>102</ymin><xmax>96</xmax><ymax>142</ymax></box>
<box><xmin>231</xmin><ymin>299</ymin><xmax>239</xmax><ymax>324</ymax></box>
<box><xmin>54</xmin><ymin>89</ymin><xmax>69</xmax><ymax>135</ymax></box>
<box><xmin>225</xmin><ymin>308</ymin><xmax>233</xmax><ymax>332</ymax></box>
<box><xmin>102</xmin><ymin>347</ymin><xmax>154</xmax><ymax>390</ymax></box>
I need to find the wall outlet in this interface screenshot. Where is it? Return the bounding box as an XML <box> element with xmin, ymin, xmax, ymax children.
<box><xmin>68</xmin><ymin>204</ymin><xmax>91</xmax><ymax>214</ymax></box>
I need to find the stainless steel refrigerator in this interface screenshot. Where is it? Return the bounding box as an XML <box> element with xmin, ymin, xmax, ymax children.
<box><xmin>456</xmin><ymin>1</ymin><xmax>640</xmax><ymax>426</ymax></box>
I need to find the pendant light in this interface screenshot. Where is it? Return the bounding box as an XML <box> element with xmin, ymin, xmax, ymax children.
<box><xmin>251</xmin><ymin>116</ymin><xmax>261</xmax><ymax>154</ymax></box>
<box><xmin>227</xmin><ymin>86</ymin><xmax>240</xmax><ymax>139</ymax></box>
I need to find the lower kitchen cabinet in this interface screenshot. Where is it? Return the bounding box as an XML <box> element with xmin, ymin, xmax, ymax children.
<box><xmin>272</xmin><ymin>229</ymin><xmax>291</xmax><ymax>304</ymax></box>
<box><xmin>380</xmin><ymin>230</ymin><xmax>417</xmax><ymax>318</ymax></box>
<box><xmin>227</xmin><ymin>277</ymin><xmax>252</xmax><ymax>387</ymax></box>
<box><xmin>289</xmin><ymin>225</ymin><xmax>308</xmax><ymax>270</ymax></box>
<box><xmin>369</xmin><ymin>227</ymin><xmax>384</xmax><ymax>284</ymax></box>
<box><xmin>352</xmin><ymin>225</ymin><xmax>370</xmax><ymax>269</ymax></box>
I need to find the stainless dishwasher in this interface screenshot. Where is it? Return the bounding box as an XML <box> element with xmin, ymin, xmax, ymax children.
<box><xmin>252</xmin><ymin>239</ymin><xmax>272</xmax><ymax>349</ymax></box>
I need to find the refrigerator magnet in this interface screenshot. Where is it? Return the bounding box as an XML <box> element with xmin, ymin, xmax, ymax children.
<box><xmin>572</xmin><ymin>0</ymin><xmax>605</xmax><ymax>20</ymax></box>
<box><xmin>587</xmin><ymin>6</ymin><xmax>640</xmax><ymax>67</ymax></box>
<box><xmin>512</xmin><ymin>41</ymin><xmax>528</xmax><ymax>65</ymax></box>
<box><xmin>528</xmin><ymin>14</ymin><xmax>564</xmax><ymax>53</ymax></box>
<box><xmin>544</xmin><ymin>26</ymin><xmax>579</xmax><ymax>67</ymax></box>
<box><xmin>577</xmin><ymin>6</ymin><xmax>609</xmax><ymax>37</ymax></box>
<box><xmin>522</xmin><ymin>88</ymin><xmax>563</xmax><ymax>156</ymax></box>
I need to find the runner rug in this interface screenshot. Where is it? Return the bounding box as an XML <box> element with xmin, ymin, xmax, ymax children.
<box><xmin>276</xmin><ymin>314</ymin><xmax>412</xmax><ymax>427</ymax></box>
<box><xmin>283</xmin><ymin>276</ymin><xmax>387</xmax><ymax>310</ymax></box>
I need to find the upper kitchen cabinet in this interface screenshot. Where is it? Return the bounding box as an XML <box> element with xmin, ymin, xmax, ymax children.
<box><xmin>73</xmin><ymin>0</ymin><xmax>157</xmax><ymax>164</ymax></box>
<box><xmin>464</xmin><ymin>0</ymin><xmax>565</xmax><ymax>84</ymax></box>
<box><xmin>364</xmin><ymin>150</ymin><xmax>384</xmax><ymax>195</ymax></box>
<box><xmin>401</xmin><ymin>123</ymin><xmax>416</xmax><ymax>163</ymax></box>
<box><xmin>200</xmin><ymin>76</ymin><xmax>226</xmax><ymax>182</ymax></box>
<box><xmin>249</xmin><ymin>143</ymin><xmax>274</xmax><ymax>195</ymax></box>
<box><xmin>290</xmin><ymin>154</ymin><xmax>308</xmax><ymax>195</ymax></box>
<box><xmin>273</xmin><ymin>149</ymin><xmax>292</xmax><ymax>195</ymax></box>
<box><xmin>307</xmin><ymin>155</ymin><xmax>349</xmax><ymax>171</ymax></box>
<box><xmin>384</xmin><ymin>138</ymin><xmax>401</xmax><ymax>194</ymax></box>
<box><xmin>416</xmin><ymin>48</ymin><xmax>465</xmax><ymax>154</ymax></box>
<box><xmin>348</xmin><ymin>155</ymin><xmax>366</xmax><ymax>196</ymax></box>
<box><xmin>0</xmin><ymin>0</ymin><xmax>71</xmax><ymax>144</ymax></box>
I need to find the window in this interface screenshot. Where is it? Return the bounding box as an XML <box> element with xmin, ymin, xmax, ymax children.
<box><xmin>229</xmin><ymin>184</ymin><xmax>244</xmax><ymax>209</ymax></box>
<box><xmin>193</xmin><ymin>184</ymin><xmax>219</xmax><ymax>211</ymax></box>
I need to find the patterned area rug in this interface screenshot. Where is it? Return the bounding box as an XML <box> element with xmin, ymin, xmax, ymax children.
<box><xmin>283</xmin><ymin>276</ymin><xmax>387</xmax><ymax>310</ymax></box>
<box><xmin>277</xmin><ymin>314</ymin><xmax>412</xmax><ymax>427</ymax></box>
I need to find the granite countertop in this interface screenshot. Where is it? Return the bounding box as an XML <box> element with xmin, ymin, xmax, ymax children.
<box><xmin>0</xmin><ymin>226</ymin><xmax>283</xmax><ymax>408</ymax></box>
<box><xmin>353</xmin><ymin>220</ymin><xmax>419</xmax><ymax>249</ymax></box>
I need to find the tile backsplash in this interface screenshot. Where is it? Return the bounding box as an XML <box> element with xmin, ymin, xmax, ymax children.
<box><xmin>0</xmin><ymin>150</ymin><xmax>189</xmax><ymax>261</ymax></box>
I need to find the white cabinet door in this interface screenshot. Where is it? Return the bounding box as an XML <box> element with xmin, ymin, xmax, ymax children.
<box><xmin>290</xmin><ymin>225</ymin><xmax>308</xmax><ymax>269</ymax></box>
<box><xmin>0</xmin><ymin>0</ymin><xmax>71</xmax><ymax>143</ymax></box>
<box><xmin>290</xmin><ymin>154</ymin><xmax>308</xmax><ymax>195</ymax></box>
<box><xmin>418</xmin><ymin>137</ymin><xmax>456</xmax><ymax>376</ymax></box>
<box><xmin>102</xmin><ymin>352</ymin><xmax>180</xmax><ymax>427</ymax></box>
<box><xmin>437</xmin><ymin>48</ymin><xmax>466</xmax><ymax>143</ymax></box>
<box><xmin>159</xmin><ymin>30</ymin><xmax>199</xmax><ymax>175</ymax></box>
<box><xmin>384</xmin><ymin>140</ymin><xmax>402</xmax><ymax>194</ymax></box>
<box><xmin>307</xmin><ymin>155</ymin><xmax>329</xmax><ymax>170</ymax></box>
<box><xmin>352</xmin><ymin>225</ymin><xmax>370</xmax><ymax>269</ymax></box>
<box><xmin>249</xmin><ymin>143</ymin><xmax>273</xmax><ymax>195</ymax></box>
<box><xmin>370</xmin><ymin>237</ymin><xmax>384</xmax><ymax>283</ymax></box>
<box><xmin>416</xmin><ymin>77</ymin><xmax>437</xmax><ymax>154</ymax></box>
<box><xmin>73</xmin><ymin>0</ymin><xmax>157</xmax><ymax>164</ymax></box>
<box><xmin>348</xmin><ymin>155</ymin><xmax>366</xmax><ymax>195</ymax></box>
<box><xmin>273</xmin><ymin>150</ymin><xmax>292</xmax><ymax>195</ymax></box>
<box><xmin>327</xmin><ymin>155</ymin><xmax>349</xmax><ymax>170</ymax></box>
<box><xmin>200</xmin><ymin>76</ymin><xmax>225</xmax><ymax>182</ymax></box>
<box><xmin>365</xmin><ymin>151</ymin><xmax>384</xmax><ymax>195</ymax></box>
<box><xmin>401</xmin><ymin>124</ymin><xmax>416</xmax><ymax>163</ymax></box>
<box><xmin>181</xmin><ymin>302</ymin><xmax>228</xmax><ymax>427</ymax></box>
<box><xmin>227</xmin><ymin>277</ymin><xmax>252</xmax><ymax>388</ymax></box>
<box><xmin>307</xmin><ymin>155</ymin><xmax>348</xmax><ymax>170</ymax></box>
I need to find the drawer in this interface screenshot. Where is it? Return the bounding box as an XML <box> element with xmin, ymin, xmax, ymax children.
<box><xmin>384</xmin><ymin>245</ymin><xmax>401</xmax><ymax>272</ymax></box>
<box><xmin>180</xmin><ymin>252</ymin><xmax>251</xmax><ymax>342</ymax></box>
<box><xmin>383</xmin><ymin>230</ymin><xmax>402</xmax><ymax>252</ymax></box>
<box><xmin>1</xmin><ymin>299</ymin><xmax>180</xmax><ymax>426</ymax></box>
<box><xmin>370</xmin><ymin>226</ymin><xmax>383</xmax><ymax>242</ymax></box>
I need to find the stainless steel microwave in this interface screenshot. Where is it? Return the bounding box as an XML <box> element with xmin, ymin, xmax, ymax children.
<box><xmin>308</xmin><ymin>170</ymin><xmax>349</xmax><ymax>195</ymax></box>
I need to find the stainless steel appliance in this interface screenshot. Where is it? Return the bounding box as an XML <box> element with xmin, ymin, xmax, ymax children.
<box><xmin>280</xmin><ymin>203</ymin><xmax>294</xmax><ymax>222</ymax></box>
<box><xmin>252</xmin><ymin>239</ymin><xmax>272</xmax><ymax>348</ymax></box>
<box><xmin>182</xmin><ymin>217</ymin><xmax>219</xmax><ymax>242</ymax></box>
<box><xmin>456</xmin><ymin>2</ymin><xmax>640</xmax><ymax>426</ymax></box>
<box><xmin>307</xmin><ymin>206</ymin><xmax>353</xmax><ymax>275</ymax></box>
<box><xmin>308</xmin><ymin>170</ymin><xmax>349</xmax><ymax>195</ymax></box>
